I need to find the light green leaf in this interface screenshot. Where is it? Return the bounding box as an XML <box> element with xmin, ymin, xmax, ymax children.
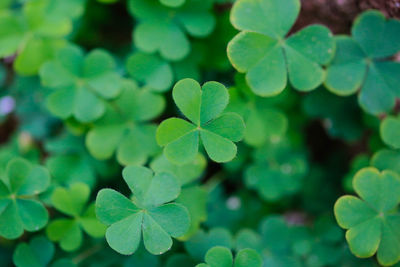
<box><xmin>228</xmin><ymin>0</ymin><xmax>334</xmax><ymax>95</ymax></box>
<box><xmin>157</xmin><ymin>79</ymin><xmax>245</xmax><ymax>164</ymax></box>
<box><xmin>95</xmin><ymin>166</ymin><xmax>189</xmax><ymax>255</ymax></box>
<box><xmin>334</xmin><ymin>167</ymin><xmax>400</xmax><ymax>265</ymax></box>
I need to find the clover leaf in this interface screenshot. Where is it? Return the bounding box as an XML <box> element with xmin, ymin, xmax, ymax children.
<box><xmin>380</xmin><ymin>115</ymin><xmax>400</xmax><ymax>149</ymax></box>
<box><xmin>325</xmin><ymin>11</ymin><xmax>400</xmax><ymax>115</ymax></box>
<box><xmin>39</xmin><ymin>44</ymin><xmax>122</xmax><ymax>123</ymax></box>
<box><xmin>372</xmin><ymin>149</ymin><xmax>400</xmax><ymax>175</ymax></box>
<box><xmin>13</xmin><ymin>236</ymin><xmax>55</xmax><ymax>267</ymax></box>
<box><xmin>159</xmin><ymin>0</ymin><xmax>185</xmax><ymax>8</ymax></box>
<box><xmin>156</xmin><ymin>78</ymin><xmax>245</xmax><ymax>164</ymax></box>
<box><xmin>196</xmin><ymin>246</ymin><xmax>262</xmax><ymax>267</ymax></box>
<box><xmin>86</xmin><ymin>79</ymin><xmax>164</xmax><ymax>166</ymax></box>
<box><xmin>227</xmin><ymin>83</ymin><xmax>288</xmax><ymax>147</ymax></box>
<box><xmin>0</xmin><ymin>158</ymin><xmax>50</xmax><ymax>239</ymax></box>
<box><xmin>126</xmin><ymin>51</ymin><xmax>200</xmax><ymax>92</ymax></box>
<box><xmin>245</xmin><ymin>139</ymin><xmax>308</xmax><ymax>201</ymax></box>
<box><xmin>128</xmin><ymin>0</ymin><xmax>215</xmax><ymax>61</ymax></box>
<box><xmin>227</xmin><ymin>0</ymin><xmax>334</xmax><ymax>96</ymax></box>
<box><xmin>96</xmin><ymin>166</ymin><xmax>190</xmax><ymax>255</ymax></box>
<box><xmin>150</xmin><ymin>153</ymin><xmax>206</xmax><ymax>186</ymax></box>
<box><xmin>126</xmin><ymin>52</ymin><xmax>173</xmax><ymax>92</ymax></box>
<box><xmin>175</xmin><ymin>186</ymin><xmax>207</xmax><ymax>240</ymax></box>
<box><xmin>184</xmin><ymin>228</ymin><xmax>233</xmax><ymax>261</ymax></box>
<box><xmin>334</xmin><ymin>167</ymin><xmax>400</xmax><ymax>266</ymax></box>
<box><xmin>46</xmin><ymin>183</ymin><xmax>106</xmax><ymax>251</ymax></box>
<box><xmin>0</xmin><ymin>0</ymin><xmax>84</xmax><ymax>75</ymax></box>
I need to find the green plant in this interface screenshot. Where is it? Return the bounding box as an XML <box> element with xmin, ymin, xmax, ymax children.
<box><xmin>156</xmin><ymin>78</ymin><xmax>245</xmax><ymax>164</ymax></box>
<box><xmin>325</xmin><ymin>11</ymin><xmax>400</xmax><ymax>115</ymax></box>
<box><xmin>1</xmin><ymin>0</ymin><xmax>400</xmax><ymax>266</ymax></box>
<box><xmin>227</xmin><ymin>0</ymin><xmax>335</xmax><ymax>96</ymax></box>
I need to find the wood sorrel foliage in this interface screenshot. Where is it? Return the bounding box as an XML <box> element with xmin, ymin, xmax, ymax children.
<box><xmin>0</xmin><ymin>0</ymin><xmax>400</xmax><ymax>266</ymax></box>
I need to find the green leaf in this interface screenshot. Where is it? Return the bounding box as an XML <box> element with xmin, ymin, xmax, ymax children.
<box><xmin>352</xmin><ymin>10</ymin><xmax>400</xmax><ymax>58</ymax></box>
<box><xmin>202</xmin><ymin>246</ymin><xmax>233</xmax><ymax>267</ymax></box>
<box><xmin>175</xmin><ymin>186</ymin><xmax>208</xmax><ymax>240</ymax></box>
<box><xmin>46</xmin><ymin>219</ymin><xmax>82</xmax><ymax>251</ymax></box>
<box><xmin>85</xmin><ymin>80</ymin><xmax>164</xmax><ymax>165</ymax></box>
<box><xmin>126</xmin><ymin>52</ymin><xmax>173</xmax><ymax>92</ymax></box>
<box><xmin>157</xmin><ymin>79</ymin><xmax>245</xmax><ymax>164</ymax></box>
<box><xmin>334</xmin><ymin>167</ymin><xmax>400</xmax><ymax>265</ymax></box>
<box><xmin>39</xmin><ymin>44</ymin><xmax>122</xmax><ymax>122</ymax></box>
<box><xmin>325</xmin><ymin>11</ymin><xmax>400</xmax><ymax>115</ymax></box>
<box><xmin>234</xmin><ymin>249</ymin><xmax>263</xmax><ymax>267</ymax></box>
<box><xmin>228</xmin><ymin>0</ymin><xmax>334</xmax><ymax>95</ymax></box>
<box><xmin>160</xmin><ymin>0</ymin><xmax>185</xmax><ymax>7</ymax></box>
<box><xmin>245</xmin><ymin>139</ymin><xmax>308</xmax><ymax>201</ymax></box>
<box><xmin>150</xmin><ymin>153</ymin><xmax>206</xmax><ymax>186</ymax></box>
<box><xmin>196</xmin><ymin>247</ymin><xmax>262</xmax><ymax>267</ymax></box>
<box><xmin>372</xmin><ymin>149</ymin><xmax>400</xmax><ymax>174</ymax></box>
<box><xmin>13</xmin><ymin>236</ymin><xmax>55</xmax><ymax>267</ymax></box>
<box><xmin>0</xmin><ymin>12</ymin><xmax>25</xmax><ymax>58</ymax></box>
<box><xmin>0</xmin><ymin>158</ymin><xmax>49</xmax><ymax>239</ymax></box>
<box><xmin>95</xmin><ymin>166</ymin><xmax>190</xmax><ymax>255</ymax></box>
<box><xmin>47</xmin><ymin>183</ymin><xmax>105</xmax><ymax>251</ymax></box>
<box><xmin>185</xmin><ymin>228</ymin><xmax>233</xmax><ymax>260</ymax></box>
<box><xmin>51</xmin><ymin>183</ymin><xmax>90</xmax><ymax>217</ymax></box>
<box><xmin>128</xmin><ymin>0</ymin><xmax>215</xmax><ymax>61</ymax></box>
<box><xmin>380</xmin><ymin>116</ymin><xmax>400</xmax><ymax>149</ymax></box>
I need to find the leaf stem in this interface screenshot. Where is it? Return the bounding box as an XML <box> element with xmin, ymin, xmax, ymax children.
<box><xmin>72</xmin><ymin>243</ymin><xmax>103</xmax><ymax>264</ymax></box>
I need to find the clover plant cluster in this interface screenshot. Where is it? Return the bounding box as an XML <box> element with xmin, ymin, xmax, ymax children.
<box><xmin>0</xmin><ymin>0</ymin><xmax>400</xmax><ymax>266</ymax></box>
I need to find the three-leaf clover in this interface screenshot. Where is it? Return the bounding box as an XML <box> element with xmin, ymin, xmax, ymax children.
<box><xmin>128</xmin><ymin>0</ymin><xmax>215</xmax><ymax>61</ymax></box>
<box><xmin>156</xmin><ymin>78</ymin><xmax>245</xmax><ymax>164</ymax></box>
<box><xmin>46</xmin><ymin>183</ymin><xmax>106</xmax><ymax>251</ymax></box>
<box><xmin>39</xmin><ymin>44</ymin><xmax>122</xmax><ymax>123</ymax></box>
<box><xmin>0</xmin><ymin>0</ymin><xmax>84</xmax><ymax>75</ymax></box>
<box><xmin>325</xmin><ymin>11</ymin><xmax>400</xmax><ymax>115</ymax></box>
<box><xmin>85</xmin><ymin>79</ymin><xmax>165</xmax><ymax>166</ymax></box>
<box><xmin>380</xmin><ymin>115</ymin><xmax>400</xmax><ymax>149</ymax></box>
<box><xmin>334</xmin><ymin>167</ymin><xmax>400</xmax><ymax>266</ymax></box>
<box><xmin>196</xmin><ymin>246</ymin><xmax>262</xmax><ymax>267</ymax></box>
<box><xmin>96</xmin><ymin>166</ymin><xmax>190</xmax><ymax>255</ymax></box>
<box><xmin>227</xmin><ymin>0</ymin><xmax>335</xmax><ymax>96</ymax></box>
<box><xmin>0</xmin><ymin>158</ymin><xmax>50</xmax><ymax>239</ymax></box>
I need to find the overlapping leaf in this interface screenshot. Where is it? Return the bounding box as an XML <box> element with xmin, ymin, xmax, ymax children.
<box><xmin>0</xmin><ymin>0</ymin><xmax>85</xmax><ymax>75</ymax></box>
<box><xmin>85</xmin><ymin>80</ymin><xmax>164</xmax><ymax>166</ymax></box>
<box><xmin>156</xmin><ymin>78</ymin><xmax>245</xmax><ymax>164</ymax></box>
<box><xmin>46</xmin><ymin>183</ymin><xmax>106</xmax><ymax>251</ymax></box>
